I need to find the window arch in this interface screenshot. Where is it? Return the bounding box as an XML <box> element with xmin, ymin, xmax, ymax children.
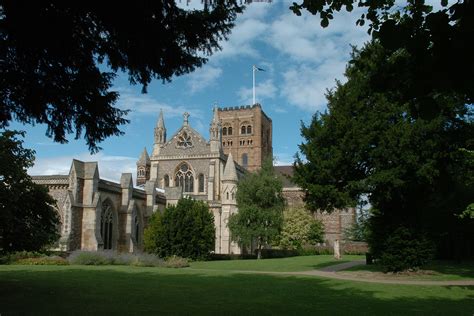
<box><xmin>223</xmin><ymin>127</ymin><xmax>227</xmax><ymax>136</ymax></box>
<box><xmin>164</xmin><ymin>174</ymin><xmax>169</xmax><ymax>187</ymax></box>
<box><xmin>134</xmin><ymin>214</ymin><xmax>140</xmax><ymax>245</ymax></box>
<box><xmin>175</xmin><ymin>162</ymin><xmax>194</xmax><ymax>193</ymax></box>
<box><xmin>228</xmin><ymin>127</ymin><xmax>233</xmax><ymax>135</ymax></box>
<box><xmin>198</xmin><ymin>174</ymin><xmax>205</xmax><ymax>193</ymax></box>
<box><xmin>101</xmin><ymin>200</ymin><xmax>114</xmax><ymax>250</ymax></box>
<box><xmin>241</xmin><ymin>126</ymin><xmax>246</xmax><ymax>134</ymax></box>
<box><xmin>138</xmin><ymin>168</ymin><xmax>145</xmax><ymax>177</ymax></box>
<box><xmin>247</xmin><ymin>125</ymin><xmax>252</xmax><ymax>134</ymax></box>
<box><xmin>242</xmin><ymin>153</ymin><xmax>248</xmax><ymax>168</ymax></box>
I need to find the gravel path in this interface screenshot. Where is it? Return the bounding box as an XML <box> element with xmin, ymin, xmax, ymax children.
<box><xmin>189</xmin><ymin>260</ymin><xmax>474</xmax><ymax>286</ymax></box>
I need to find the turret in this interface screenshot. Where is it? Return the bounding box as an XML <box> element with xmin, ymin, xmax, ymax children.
<box><xmin>152</xmin><ymin>109</ymin><xmax>166</xmax><ymax>156</ymax></box>
<box><xmin>209</xmin><ymin>107</ymin><xmax>222</xmax><ymax>154</ymax></box>
<box><xmin>222</xmin><ymin>152</ymin><xmax>238</xmax><ymax>205</ymax></box>
<box><xmin>136</xmin><ymin>147</ymin><xmax>150</xmax><ymax>186</ymax></box>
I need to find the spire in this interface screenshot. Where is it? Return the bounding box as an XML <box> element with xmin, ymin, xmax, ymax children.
<box><xmin>223</xmin><ymin>153</ymin><xmax>238</xmax><ymax>181</ymax></box>
<box><xmin>157</xmin><ymin>109</ymin><xmax>165</xmax><ymax>129</ymax></box>
<box><xmin>137</xmin><ymin>147</ymin><xmax>150</xmax><ymax>165</ymax></box>
<box><xmin>209</xmin><ymin>106</ymin><xmax>222</xmax><ymax>153</ymax></box>
<box><xmin>212</xmin><ymin>106</ymin><xmax>219</xmax><ymax>124</ymax></box>
<box><xmin>154</xmin><ymin>109</ymin><xmax>166</xmax><ymax>145</ymax></box>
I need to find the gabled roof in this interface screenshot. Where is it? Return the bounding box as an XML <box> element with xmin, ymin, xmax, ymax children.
<box><xmin>274</xmin><ymin>165</ymin><xmax>298</xmax><ymax>188</ymax></box>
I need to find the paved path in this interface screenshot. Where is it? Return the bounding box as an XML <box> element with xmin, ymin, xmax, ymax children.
<box><xmin>190</xmin><ymin>260</ymin><xmax>474</xmax><ymax>286</ymax></box>
<box><xmin>318</xmin><ymin>260</ymin><xmax>365</xmax><ymax>272</ymax></box>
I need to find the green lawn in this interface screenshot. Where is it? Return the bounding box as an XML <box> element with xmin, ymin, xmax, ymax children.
<box><xmin>342</xmin><ymin>260</ymin><xmax>474</xmax><ymax>281</ymax></box>
<box><xmin>190</xmin><ymin>254</ymin><xmax>364</xmax><ymax>272</ymax></box>
<box><xmin>1</xmin><ymin>261</ymin><xmax>473</xmax><ymax>315</ymax></box>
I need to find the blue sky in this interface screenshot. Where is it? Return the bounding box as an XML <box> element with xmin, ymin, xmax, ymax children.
<box><xmin>16</xmin><ymin>1</ymin><xmax>410</xmax><ymax>181</ymax></box>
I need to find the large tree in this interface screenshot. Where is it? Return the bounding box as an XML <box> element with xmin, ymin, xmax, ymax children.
<box><xmin>0</xmin><ymin>131</ymin><xmax>60</xmax><ymax>253</ymax></box>
<box><xmin>1</xmin><ymin>0</ymin><xmax>242</xmax><ymax>151</ymax></box>
<box><xmin>229</xmin><ymin>159</ymin><xmax>285</xmax><ymax>259</ymax></box>
<box><xmin>294</xmin><ymin>42</ymin><xmax>474</xmax><ymax>260</ymax></box>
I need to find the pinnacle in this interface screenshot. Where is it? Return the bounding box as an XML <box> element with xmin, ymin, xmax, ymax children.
<box><xmin>223</xmin><ymin>152</ymin><xmax>238</xmax><ymax>181</ymax></box>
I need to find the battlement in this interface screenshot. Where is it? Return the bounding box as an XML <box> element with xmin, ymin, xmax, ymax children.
<box><xmin>218</xmin><ymin>103</ymin><xmax>262</xmax><ymax>112</ymax></box>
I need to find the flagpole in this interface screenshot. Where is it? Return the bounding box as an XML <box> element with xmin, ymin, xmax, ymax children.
<box><xmin>252</xmin><ymin>65</ymin><xmax>256</xmax><ymax>105</ymax></box>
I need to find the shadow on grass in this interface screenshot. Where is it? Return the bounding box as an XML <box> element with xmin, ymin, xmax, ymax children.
<box><xmin>344</xmin><ymin>260</ymin><xmax>474</xmax><ymax>280</ymax></box>
<box><xmin>0</xmin><ymin>266</ymin><xmax>473</xmax><ymax>315</ymax></box>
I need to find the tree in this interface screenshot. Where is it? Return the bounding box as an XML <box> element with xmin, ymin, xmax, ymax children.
<box><xmin>277</xmin><ymin>207</ymin><xmax>324</xmax><ymax>250</ymax></box>
<box><xmin>1</xmin><ymin>1</ymin><xmax>242</xmax><ymax>152</ymax></box>
<box><xmin>0</xmin><ymin>131</ymin><xmax>60</xmax><ymax>253</ymax></box>
<box><xmin>290</xmin><ymin>1</ymin><xmax>474</xmax><ymax>106</ymax></box>
<box><xmin>294</xmin><ymin>42</ymin><xmax>474</xmax><ymax>265</ymax></box>
<box><xmin>228</xmin><ymin>159</ymin><xmax>285</xmax><ymax>259</ymax></box>
<box><xmin>143</xmin><ymin>198</ymin><xmax>215</xmax><ymax>260</ymax></box>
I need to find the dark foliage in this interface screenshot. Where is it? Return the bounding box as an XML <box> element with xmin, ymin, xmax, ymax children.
<box><xmin>1</xmin><ymin>1</ymin><xmax>242</xmax><ymax>151</ymax></box>
<box><xmin>0</xmin><ymin>131</ymin><xmax>60</xmax><ymax>253</ymax></box>
<box><xmin>294</xmin><ymin>41</ymin><xmax>474</xmax><ymax>263</ymax></box>
<box><xmin>378</xmin><ymin>226</ymin><xmax>435</xmax><ymax>272</ymax></box>
<box><xmin>144</xmin><ymin>198</ymin><xmax>215</xmax><ymax>260</ymax></box>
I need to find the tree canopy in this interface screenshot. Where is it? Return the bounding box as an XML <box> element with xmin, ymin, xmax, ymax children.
<box><xmin>1</xmin><ymin>1</ymin><xmax>242</xmax><ymax>152</ymax></box>
<box><xmin>229</xmin><ymin>159</ymin><xmax>285</xmax><ymax>258</ymax></box>
<box><xmin>0</xmin><ymin>131</ymin><xmax>60</xmax><ymax>253</ymax></box>
<box><xmin>143</xmin><ymin>198</ymin><xmax>215</xmax><ymax>260</ymax></box>
<box><xmin>294</xmin><ymin>42</ymin><xmax>474</xmax><ymax>259</ymax></box>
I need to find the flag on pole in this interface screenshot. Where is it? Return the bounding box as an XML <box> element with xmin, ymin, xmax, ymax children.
<box><xmin>253</xmin><ymin>65</ymin><xmax>265</xmax><ymax>72</ymax></box>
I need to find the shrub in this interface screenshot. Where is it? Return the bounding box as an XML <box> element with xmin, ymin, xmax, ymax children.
<box><xmin>379</xmin><ymin>227</ymin><xmax>435</xmax><ymax>272</ymax></box>
<box><xmin>15</xmin><ymin>256</ymin><xmax>69</xmax><ymax>265</ymax></box>
<box><xmin>164</xmin><ymin>256</ymin><xmax>189</xmax><ymax>268</ymax></box>
<box><xmin>277</xmin><ymin>208</ymin><xmax>324</xmax><ymax>250</ymax></box>
<box><xmin>208</xmin><ymin>253</ymin><xmax>257</xmax><ymax>261</ymax></box>
<box><xmin>131</xmin><ymin>253</ymin><xmax>164</xmax><ymax>267</ymax></box>
<box><xmin>68</xmin><ymin>251</ymin><xmax>114</xmax><ymax>265</ymax></box>
<box><xmin>144</xmin><ymin>198</ymin><xmax>215</xmax><ymax>260</ymax></box>
<box><xmin>298</xmin><ymin>245</ymin><xmax>333</xmax><ymax>256</ymax></box>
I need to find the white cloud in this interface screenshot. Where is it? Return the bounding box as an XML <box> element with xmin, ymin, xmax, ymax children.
<box><xmin>29</xmin><ymin>152</ymin><xmax>137</xmax><ymax>183</ymax></box>
<box><xmin>281</xmin><ymin>61</ymin><xmax>346</xmax><ymax>112</ymax></box>
<box><xmin>238</xmin><ymin>79</ymin><xmax>277</xmax><ymax>105</ymax></box>
<box><xmin>187</xmin><ymin>65</ymin><xmax>223</xmax><ymax>93</ymax></box>
<box><xmin>116</xmin><ymin>87</ymin><xmax>204</xmax><ymax>119</ymax></box>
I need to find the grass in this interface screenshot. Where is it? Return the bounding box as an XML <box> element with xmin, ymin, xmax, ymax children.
<box><xmin>190</xmin><ymin>254</ymin><xmax>364</xmax><ymax>272</ymax></box>
<box><xmin>341</xmin><ymin>260</ymin><xmax>474</xmax><ymax>281</ymax></box>
<box><xmin>0</xmin><ymin>257</ymin><xmax>473</xmax><ymax>315</ymax></box>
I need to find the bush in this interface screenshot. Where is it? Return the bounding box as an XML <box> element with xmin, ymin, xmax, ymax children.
<box><xmin>163</xmin><ymin>256</ymin><xmax>189</xmax><ymax>268</ymax></box>
<box><xmin>379</xmin><ymin>227</ymin><xmax>435</xmax><ymax>272</ymax></box>
<box><xmin>208</xmin><ymin>253</ymin><xmax>257</xmax><ymax>261</ymax></box>
<box><xmin>298</xmin><ymin>245</ymin><xmax>333</xmax><ymax>256</ymax></box>
<box><xmin>278</xmin><ymin>208</ymin><xmax>323</xmax><ymax>250</ymax></box>
<box><xmin>68</xmin><ymin>251</ymin><xmax>114</xmax><ymax>265</ymax></box>
<box><xmin>144</xmin><ymin>198</ymin><xmax>215</xmax><ymax>260</ymax></box>
<box><xmin>257</xmin><ymin>249</ymin><xmax>299</xmax><ymax>258</ymax></box>
<box><xmin>15</xmin><ymin>256</ymin><xmax>69</xmax><ymax>265</ymax></box>
<box><xmin>67</xmin><ymin>250</ymin><xmax>175</xmax><ymax>268</ymax></box>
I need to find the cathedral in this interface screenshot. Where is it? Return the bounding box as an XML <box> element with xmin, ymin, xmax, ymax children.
<box><xmin>33</xmin><ymin>104</ymin><xmax>354</xmax><ymax>254</ymax></box>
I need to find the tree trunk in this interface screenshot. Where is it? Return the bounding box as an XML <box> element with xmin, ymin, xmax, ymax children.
<box><xmin>257</xmin><ymin>243</ymin><xmax>262</xmax><ymax>259</ymax></box>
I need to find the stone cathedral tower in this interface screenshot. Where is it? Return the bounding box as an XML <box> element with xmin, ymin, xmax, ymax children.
<box><xmin>217</xmin><ymin>103</ymin><xmax>272</xmax><ymax>171</ymax></box>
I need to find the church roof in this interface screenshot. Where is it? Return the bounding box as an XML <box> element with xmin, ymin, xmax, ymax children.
<box><xmin>137</xmin><ymin>147</ymin><xmax>150</xmax><ymax>165</ymax></box>
<box><xmin>223</xmin><ymin>153</ymin><xmax>238</xmax><ymax>181</ymax></box>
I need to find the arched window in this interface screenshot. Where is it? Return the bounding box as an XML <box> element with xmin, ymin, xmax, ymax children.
<box><xmin>228</xmin><ymin>127</ymin><xmax>233</xmax><ymax>135</ymax></box>
<box><xmin>101</xmin><ymin>200</ymin><xmax>114</xmax><ymax>250</ymax></box>
<box><xmin>232</xmin><ymin>192</ymin><xmax>235</xmax><ymax>200</ymax></box>
<box><xmin>242</xmin><ymin>153</ymin><xmax>248</xmax><ymax>168</ymax></box>
<box><xmin>175</xmin><ymin>163</ymin><xmax>194</xmax><ymax>193</ymax></box>
<box><xmin>247</xmin><ymin>125</ymin><xmax>252</xmax><ymax>134</ymax></box>
<box><xmin>164</xmin><ymin>174</ymin><xmax>169</xmax><ymax>187</ymax></box>
<box><xmin>138</xmin><ymin>168</ymin><xmax>145</xmax><ymax>177</ymax></box>
<box><xmin>241</xmin><ymin>126</ymin><xmax>246</xmax><ymax>134</ymax></box>
<box><xmin>198</xmin><ymin>174</ymin><xmax>205</xmax><ymax>193</ymax></box>
<box><xmin>223</xmin><ymin>127</ymin><xmax>227</xmax><ymax>136</ymax></box>
<box><xmin>226</xmin><ymin>192</ymin><xmax>229</xmax><ymax>200</ymax></box>
<box><xmin>134</xmin><ymin>214</ymin><xmax>140</xmax><ymax>244</ymax></box>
